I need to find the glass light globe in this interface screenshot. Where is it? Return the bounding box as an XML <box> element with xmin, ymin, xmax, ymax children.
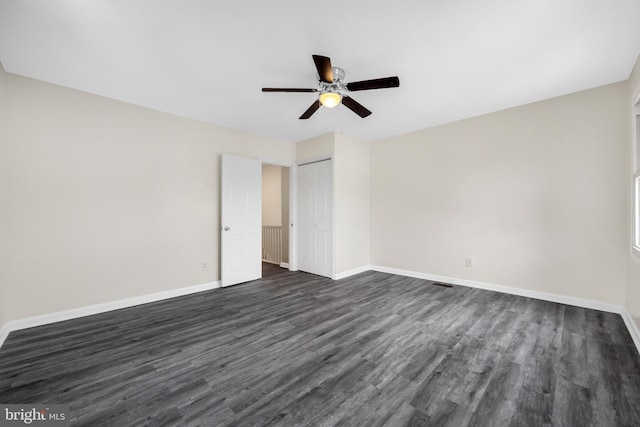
<box><xmin>319</xmin><ymin>92</ymin><xmax>341</xmax><ymax>108</ymax></box>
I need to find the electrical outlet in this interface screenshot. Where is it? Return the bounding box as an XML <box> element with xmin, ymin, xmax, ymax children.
<box><xmin>201</xmin><ymin>261</ymin><xmax>208</xmax><ymax>271</ymax></box>
<box><xmin>465</xmin><ymin>257</ymin><xmax>473</xmax><ymax>268</ymax></box>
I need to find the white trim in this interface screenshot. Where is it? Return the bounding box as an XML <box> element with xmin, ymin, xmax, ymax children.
<box><xmin>621</xmin><ymin>308</ymin><xmax>640</xmax><ymax>355</ymax></box>
<box><xmin>332</xmin><ymin>161</ymin><xmax>337</xmax><ymax>281</ymax></box>
<box><xmin>369</xmin><ymin>265</ymin><xmax>624</xmax><ymax>314</ymax></box>
<box><xmin>289</xmin><ymin>165</ymin><xmax>298</xmax><ymax>271</ymax></box>
<box><xmin>0</xmin><ymin>281</ymin><xmax>219</xmax><ymax>349</ymax></box>
<box><xmin>333</xmin><ymin>265</ymin><xmax>372</xmax><ymax>280</ymax></box>
<box><xmin>280</xmin><ymin>262</ymin><xmax>290</xmax><ymax>269</ymax></box>
<box><xmin>260</xmin><ymin>159</ymin><xmax>297</xmax><ymax>272</ymax></box>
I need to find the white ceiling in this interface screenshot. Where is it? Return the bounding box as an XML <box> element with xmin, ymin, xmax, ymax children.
<box><xmin>1</xmin><ymin>0</ymin><xmax>639</xmax><ymax>142</ymax></box>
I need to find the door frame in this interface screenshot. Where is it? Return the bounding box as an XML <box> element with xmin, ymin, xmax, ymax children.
<box><xmin>254</xmin><ymin>155</ymin><xmax>336</xmax><ymax>277</ymax></box>
<box><xmin>260</xmin><ymin>158</ymin><xmax>298</xmax><ymax>271</ymax></box>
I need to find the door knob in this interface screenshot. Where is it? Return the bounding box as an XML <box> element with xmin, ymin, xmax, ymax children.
<box><xmin>224</xmin><ymin>226</ymin><xmax>230</xmax><ymax>231</ymax></box>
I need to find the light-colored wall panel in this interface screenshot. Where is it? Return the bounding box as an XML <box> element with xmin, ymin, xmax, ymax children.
<box><xmin>262</xmin><ymin>164</ymin><xmax>282</xmax><ymax>226</ymax></box>
<box><xmin>4</xmin><ymin>72</ymin><xmax>294</xmax><ymax>321</ymax></box>
<box><xmin>296</xmin><ymin>133</ymin><xmax>334</xmax><ymax>164</ymax></box>
<box><xmin>334</xmin><ymin>133</ymin><xmax>370</xmax><ymax>274</ymax></box>
<box><xmin>371</xmin><ymin>82</ymin><xmax>628</xmax><ymax>305</ymax></box>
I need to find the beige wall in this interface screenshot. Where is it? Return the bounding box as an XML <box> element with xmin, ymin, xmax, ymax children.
<box><xmin>334</xmin><ymin>133</ymin><xmax>370</xmax><ymax>274</ymax></box>
<box><xmin>296</xmin><ymin>133</ymin><xmax>335</xmax><ymax>164</ymax></box>
<box><xmin>0</xmin><ymin>62</ymin><xmax>8</xmax><ymax>326</ymax></box>
<box><xmin>627</xmin><ymin>54</ymin><xmax>640</xmax><ymax>328</ymax></box>
<box><xmin>4</xmin><ymin>72</ymin><xmax>294</xmax><ymax>321</ymax></box>
<box><xmin>371</xmin><ymin>82</ymin><xmax>629</xmax><ymax>305</ymax></box>
<box><xmin>262</xmin><ymin>164</ymin><xmax>282</xmax><ymax>226</ymax></box>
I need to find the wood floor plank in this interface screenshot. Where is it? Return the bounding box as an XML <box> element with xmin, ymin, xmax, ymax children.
<box><xmin>1</xmin><ymin>264</ymin><xmax>640</xmax><ymax>426</ymax></box>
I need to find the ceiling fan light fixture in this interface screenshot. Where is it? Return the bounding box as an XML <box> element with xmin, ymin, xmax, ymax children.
<box><xmin>319</xmin><ymin>92</ymin><xmax>341</xmax><ymax>108</ymax></box>
<box><xmin>262</xmin><ymin>54</ymin><xmax>399</xmax><ymax>119</ymax></box>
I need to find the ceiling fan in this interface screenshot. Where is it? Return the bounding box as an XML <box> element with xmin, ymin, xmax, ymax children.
<box><xmin>262</xmin><ymin>55</ymin><xmax>400</xmax><ymax>119</ymax></box>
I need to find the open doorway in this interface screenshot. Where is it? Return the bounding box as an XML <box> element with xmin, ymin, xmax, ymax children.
<box><xmin>261</xmin><ymin>164</ymin><xmax>290</xmax><ymax>277</ymax></box>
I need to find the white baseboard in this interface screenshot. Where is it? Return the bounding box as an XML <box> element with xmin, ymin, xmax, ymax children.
<box><xmin>369</xmin><ymin>265</ymin><xmax>624</xmax><ymax>314</ymax></box>
<box><xmin>621</xmin><ymin>308</ymin><xmax>640</xmax><ymax>355</ymax></box>
<box><xmin>280</xmin><ymin>262</ymin><xmax>290</xmax><ymax>269</ymax></box>
<box><xmin>334</xmin><ymin>265</ymin><xmax>372</xmax><ymax>281</ymax></box>
<box><xmin>0</xmin><ymin>281</ymin><xmax>220</xmax><ymax>349</ymax></box>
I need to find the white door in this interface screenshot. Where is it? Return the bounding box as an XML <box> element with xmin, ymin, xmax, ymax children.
<box><xmin>298</xmin><ymin>159</ymin><xmax>333</xmax><ymax>278</ymax></box>
<box><xmin>221</xmin><ymin>154</ymin><xmax>262</xmax><ymax>287</ymax></box>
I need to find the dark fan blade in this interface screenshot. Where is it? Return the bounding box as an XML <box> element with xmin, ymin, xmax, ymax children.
<box><xmin>346</xmin><ymin>76</ymin><xmax>400</xmax><ymax>91</ymax></box>
<box><xmin>262</xmin><ymin>88</ymin><xmax>318</xmax><ymax>93</ymax></box>
<box><xmin>299</xmin><ymin>100</ymin><xmax>321</xmax><ymax>119</ymax></box>
<box><xmin>312</xmin><ymin>55</ymin><xmax>333</xmax><ymax>83</ymax></box>
<box><xmin>341</xmin><ymin>96</ymin><xmax>372</xmax><ymax>118</ymax></box>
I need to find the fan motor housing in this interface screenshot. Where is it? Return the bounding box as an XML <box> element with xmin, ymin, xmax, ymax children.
<box><xmin>332</xmin><ymin>67</ymin><xmax>345</xmax><ymax>82</ymax></box>
<box><xmin>320</xmin><ymin>67</ymin><xmax>346</xmax><ymax>94</ymax></box>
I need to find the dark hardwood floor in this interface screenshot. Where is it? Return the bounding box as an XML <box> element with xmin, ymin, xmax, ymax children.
<box><xmin>1</xmin><ymin>265</ymin><xmax>640</xmax><ymax>426</ymax></box>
